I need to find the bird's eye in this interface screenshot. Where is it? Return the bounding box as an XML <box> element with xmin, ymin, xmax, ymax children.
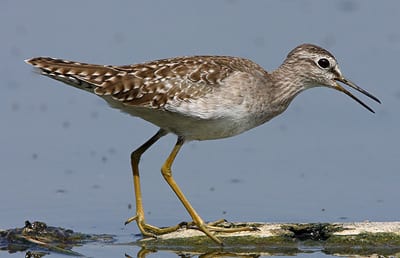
<box><xmin>317</xmin><ymin>58</ymin><xmax>330</xmax><ymax>69</ymax></box>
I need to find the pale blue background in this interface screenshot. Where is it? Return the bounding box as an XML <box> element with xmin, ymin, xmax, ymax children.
<box><xmin>0</xmin><ymin>1</ymin><xmax>399</xmax><ymax>257</ymax></box>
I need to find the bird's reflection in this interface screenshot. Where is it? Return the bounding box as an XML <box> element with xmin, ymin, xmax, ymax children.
<box><xmin>125</xmin><ymin>247</ymin><xmax>262</xmax><ymax>258</ymax></box>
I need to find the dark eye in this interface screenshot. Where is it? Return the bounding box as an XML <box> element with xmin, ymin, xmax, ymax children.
<box><xmin>317</xmin><ymin>58</ymin><xmax>330</xmax><ymax>69</ymax></box>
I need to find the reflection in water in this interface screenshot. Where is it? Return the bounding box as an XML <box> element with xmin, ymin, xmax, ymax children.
<box><xmin>126</xmin><ymin>247</ymin><xmax>263</xmax><ymax>258</ymax></box>
<box><xmin>125</xmin><ymin>244</ymin><xmax>400</xmax><ymax>258</ymax></box>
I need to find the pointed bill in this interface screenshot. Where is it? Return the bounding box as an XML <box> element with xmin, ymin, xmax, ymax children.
<box><xmin>333</xmin><ymin>77</ymin><xmax>381</xmax><ymax>113</ymax></box>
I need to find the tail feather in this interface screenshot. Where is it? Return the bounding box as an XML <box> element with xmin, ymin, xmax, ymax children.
<box><xmin>25</xmin><ymin>57</ymin><xmax>120</xmax><ymax>93</ymax></box>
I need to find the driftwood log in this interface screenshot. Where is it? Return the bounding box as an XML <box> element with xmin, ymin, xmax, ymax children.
<box><xmin>137</xmin><ymin>221</ymin><xmax>400</xmax><ymax>257</ymax></box>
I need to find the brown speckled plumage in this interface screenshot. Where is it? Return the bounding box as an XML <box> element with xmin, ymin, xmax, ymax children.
<box><xmin>26</xmin><ymin>55</ymin><xmax>266</xmax><ymax>109</ymax></box>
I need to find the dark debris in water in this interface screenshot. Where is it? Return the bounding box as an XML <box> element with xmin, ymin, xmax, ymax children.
<box><xmin>0</xmin><ymin>220</ymin><xmax>115</xmax><ymax>256</ymax></box>
<box><xmin>282</xmin><ymin>223</ymin><xmax>343</xmax><ymax>241</ymax></box>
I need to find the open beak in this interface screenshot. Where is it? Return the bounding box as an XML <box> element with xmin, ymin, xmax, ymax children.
<box><xmin>333</xmin><ymin>77</ymin><xmax>381</xmax><ymax>113</ymax></box>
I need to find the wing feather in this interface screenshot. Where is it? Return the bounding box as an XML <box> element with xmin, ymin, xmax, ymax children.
<box><xmin>26</xmin><ymin>56</ymin><xmax>262</xmax><ymax>108</ymax></box>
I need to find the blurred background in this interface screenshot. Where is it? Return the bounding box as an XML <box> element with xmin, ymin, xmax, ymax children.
<box><xmin>0</xmin><ymin>0</ymin><xmax>399</xmax><ymax>256</ymax></box>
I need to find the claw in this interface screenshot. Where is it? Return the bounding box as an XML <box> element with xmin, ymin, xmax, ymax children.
<box><xmin>124</xmin><ymin>215</ymin><xmax>138</xmax><ymax>225</ymax></box>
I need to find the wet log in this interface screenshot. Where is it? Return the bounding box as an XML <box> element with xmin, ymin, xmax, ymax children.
<box><xmin>137</xmin><ymin>221</ymin><xmax>400</xmax><ymax>257</ymax></box>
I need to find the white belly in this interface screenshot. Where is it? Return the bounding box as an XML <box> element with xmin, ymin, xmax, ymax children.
<box><xmin>121</xmin><ymin>104</ymin><xmax>257</xmax><ymax>141</ymax></box>
<box><xmin>102</xmin><ymin>94</ymin><xmax>265</xmax><ymax>141</ymax></box>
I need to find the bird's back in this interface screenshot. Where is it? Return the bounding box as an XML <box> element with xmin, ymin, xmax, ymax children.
<box><xmin>26</xmin><ymin>56</ymin><xmax>267</xmax><ymax>108</ymax></box>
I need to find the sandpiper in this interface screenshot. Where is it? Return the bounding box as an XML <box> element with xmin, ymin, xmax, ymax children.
<box><xmin>26</xmin><ymin>44</ymin><xmax>380</xmax><ymax>245</ymax></box>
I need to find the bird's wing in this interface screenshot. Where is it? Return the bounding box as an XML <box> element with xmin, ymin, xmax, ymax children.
<box><xmin>26</xmin><ymin>56</ymin><xmax>256</xmax><ymax>109</ymax></box>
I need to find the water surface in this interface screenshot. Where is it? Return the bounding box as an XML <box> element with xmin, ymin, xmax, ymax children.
<box><xmin>1</xmin><ymin>1</ymin><xmax>399</xmax><ymax>257</ymax></box>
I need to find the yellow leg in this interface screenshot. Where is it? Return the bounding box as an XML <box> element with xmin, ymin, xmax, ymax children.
<box><xmin>125</xmin><ymin>129</ymin><xmax>184</xmax><ymax>236</ymax></box>
<box><xmin>126</xmin><ymin>132</ymin><xmax>257</xmax><ymax>244</ymax></box>
<box><xmin>161</xmin><ymin>137</ymin><xmax>259</xmax><ymax>244</ymax></box>
<box><xmin>161</xmin><ymin>137</ymin><xmax>225</xmax><ymax>244</ymax></box>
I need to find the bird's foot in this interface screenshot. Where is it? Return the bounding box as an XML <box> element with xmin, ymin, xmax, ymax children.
<box><xmin>180</xmin><ymin>219</ymin><xmax>259</xmax><ymax>245</ymax></box>
<box><xmin>125</xmin><ymin>215</ymin><xmax>258</xmax><ymax>245</ymax></box>
<box><xmin>124</xmin><ymin>214</ymin><xmax>187</xmax><ymax>237</ymax></box>
<box><xmin>187</xmin><ymin>219</ymin><xmax>260</xmax><ymax>233</ymax></box>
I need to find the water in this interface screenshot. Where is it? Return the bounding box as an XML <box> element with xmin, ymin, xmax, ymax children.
<box><xmin>1</xmin><ymin>0</ymin><xmax>399</xmax><ymax>257</ymax></box>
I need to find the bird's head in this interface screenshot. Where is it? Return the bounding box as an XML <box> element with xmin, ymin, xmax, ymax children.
<box><xmin>282</xmin><ymin>44</ymin><xmax>381</xmax><ymax>113</ymax></box>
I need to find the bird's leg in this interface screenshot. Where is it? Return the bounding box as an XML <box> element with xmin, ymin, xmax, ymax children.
<box><xmin>162</xmin><ymin>137</ymin><xmax>259</xmax><ymax>244</ymax></box>
<box><xmin>161</xmin><ymin>137</ymin><xmax>225</xmax><ymax>244</ymax></box>
<box><xmin>125</xmin><ymin>129</ymin><xmax>184</xmax><ymax>237</ymax></box>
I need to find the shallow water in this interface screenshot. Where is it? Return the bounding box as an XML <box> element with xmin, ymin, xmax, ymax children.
<box><xmin>1</xmin><ymin>1</ymin><xmax>399</xmax><ymax>257</ymax></box>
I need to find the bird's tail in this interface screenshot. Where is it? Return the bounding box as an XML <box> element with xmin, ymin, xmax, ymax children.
<box><xmin>25</xmin><ymin>57</ymin><xmax>120</xmax><ymax>93</ymax></box>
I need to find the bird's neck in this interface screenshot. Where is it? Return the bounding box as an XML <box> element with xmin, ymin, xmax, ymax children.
<box><xmin>269</xmin><ymin>64</ymin><xmax>307</xmax><ymax>108</ymax></box>
<box><xmin>245</xmin><ymin>66</ymin><xmax>307</xmax><ymax>127</ymax></box>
